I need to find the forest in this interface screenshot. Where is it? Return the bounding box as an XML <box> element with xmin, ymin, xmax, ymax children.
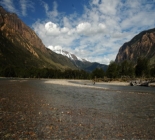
<box><xmin>0</xmin><ymin>57</ymin><xmax>155</xmax><ymax>80</ymax></box>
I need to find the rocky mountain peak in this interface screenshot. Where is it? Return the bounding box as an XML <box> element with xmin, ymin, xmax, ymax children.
<box><xmin>115</xmin><ymin>28</ymin><xmax>155</xmax><ymax>64</ymax></box>
<box><xmin>49</xmin><ymin>48</ymin><xmax>87</xmax><ymax>62</ymax></box>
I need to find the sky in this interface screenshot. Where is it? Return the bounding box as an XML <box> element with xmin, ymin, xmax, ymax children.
<box><xmin>1</xmin><ymin>0</ymin><xmax>155</xmax><ymax>64</ymax></box>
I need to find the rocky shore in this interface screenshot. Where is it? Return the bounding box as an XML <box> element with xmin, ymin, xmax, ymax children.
<box><xmin>0</xmin><ymin>79</ymin><xmax>155</xmax><ymax>139</ymax></box>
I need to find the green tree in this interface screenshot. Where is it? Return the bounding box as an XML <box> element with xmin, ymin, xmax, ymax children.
<box><xmin>150</xmin><ymin>65</ymin><xmax>155</xmax><ymax>77</ymax></box>
<box><xmin>120</xmin><ymin>60</ymin><xmax>135</xmax><ymax>78</ymax></box>
<box><xmin>135</xmin><ymin>57</ymin><xmax>150</xmax><ymax>77</ymax></box>
<box><xmin>106</xmin><ymin>61</ymin><xmax>118</xmax><ymax>78</ymax></box>
<box><xmin>92</xmin><ymin>68</ymin><xmax>105</xmax><ymax>79</ymax></box>
<box><xmin>2</xmin><ymin>66</ymin><xmax>16</xmax><ymax>77</ymax></box>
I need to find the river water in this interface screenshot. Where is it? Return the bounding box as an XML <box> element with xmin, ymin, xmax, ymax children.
<box><xmin>37</xmin><ymin>79</ymin><xmax>155</xmax><ymax>139</ymax></box>
<box><xmin>96</xmin><ymin>83</ymin><xmax>155</xmax><ymax>93</ymax></box>
<box><xmin>69</xmin><ymin>80</ymin><xmax>155</xmax><ymax>94</ymax></box>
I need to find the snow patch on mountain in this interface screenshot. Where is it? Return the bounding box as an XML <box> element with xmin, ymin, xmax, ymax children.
<box><xmin>48</xmin><ymin>46</ymin><xmax>87</xmax><ymax>62</ymax></box>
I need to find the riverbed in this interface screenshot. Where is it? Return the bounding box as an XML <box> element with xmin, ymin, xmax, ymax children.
<box><xmin>0</xmin><ymin>79</ymin><xmax>155</xmax><ymax>139</ymax></box>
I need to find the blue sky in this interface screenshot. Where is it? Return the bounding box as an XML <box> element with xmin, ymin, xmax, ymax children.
<box><xmin>1</xmin><ymin>0</ymin><xmax>155</xmax><ymax>64</ymax></box>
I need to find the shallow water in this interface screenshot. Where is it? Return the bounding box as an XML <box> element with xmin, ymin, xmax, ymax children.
<box><xmin>70</xmin><ymin>80</ymin><xmax>155</xmax><ymax>94</ymax></box>
<box><xmin>96</xmin><ymin>83</ymin><xmax>155</xmax><ymax>93</ymax></box>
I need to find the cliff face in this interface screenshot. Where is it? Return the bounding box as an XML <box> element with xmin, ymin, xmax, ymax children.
<box><xmin>0</xmin><ymin>6</ymin><xmax>47</xmax><ymax>56</ymax></box>
<box><xmin>115</xmin><ymin>28</ymin><xmax>155</xmax><ymax>64</ymax></box>
<box><xmin>0</xmin><ymin>6</ymin><xmax>77</xmax><ymax>70</ymax></box>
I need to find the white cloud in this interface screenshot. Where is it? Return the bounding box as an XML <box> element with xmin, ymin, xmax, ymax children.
<box><xmin>20</xmin><ymin>0</ymin><xmax>27</xmax><ymax>16</ymax></box>
<box><xmin>76</xmin><ymin>22</ymin><xmax>91</xmax><ymax>33</ymax></box>
<box><xmin>48</xmin><ymin>45</ymin><xmax>62</xmax><ymax>51</ymax></box>
<box><xmin>41</xmin><ymin>0</ymin><xmax>58</xmax><ymax>21</ymax></box>
<box><xmin>61</xmin><ymin>27</ymin><xmax>69</xmax><ymax>33</ymax></box>
<box><xmin>0</xmin><ymin>0</ymin><xmax>34</xmax><ymax>16</ymax></box>
<box><xmin>32</xmin><ymin>0</ymin><xmax>155</xmax><ymax>65</ymax></box>
<box><xmin>98</xmin><ymin>0</ymin><xmax>119</xmax><ymax>16</ymax></box>
<box><xmin>19</xmin><ymin>0</ymin><xmax>34</xmax><ymax>16</ymax></box>
<box><xmin>0</xmin><ymin>0</ymin><xmax>18</xmax><ymax>14</ymax></box>
<box><xmin>45</xmin><ymin>22</ymin><xmax>60</xmax><ymax>35</ymax></box>
<box><xmin>76</xmin><ymin>22</ymin><xmax>106</xmax><ymax>36</ymax></box>
<box><xmin>62</xmin><ymin>17</ymin><xmax>72</xmax><ymax>28</ymax></box>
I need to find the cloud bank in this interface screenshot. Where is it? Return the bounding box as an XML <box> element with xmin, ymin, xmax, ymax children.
<box><xmin>32</xmin><ymin>0</ymin><xmax>155</xmax><ymax>64</ymax></box>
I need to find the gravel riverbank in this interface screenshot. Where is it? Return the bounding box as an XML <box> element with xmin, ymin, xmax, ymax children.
<box><xmin>0</xmin><ymin>79</ymin><xmax>155</xmax><ymax>139</ymax></box>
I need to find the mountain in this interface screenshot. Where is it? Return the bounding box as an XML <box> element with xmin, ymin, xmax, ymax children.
<box><xmin>0</xmin><ymin>6</ymin><xmax>77</xmax><ymax>70</ymax></box>
<box><xmin>49</xmin><ymin>49</ymin><xmax>87</xmax><ymax>62</ymax></box>
<box><xmin>115</xmin><ymin>28</ymin><xmax>155</xmax><ymax>64</ymax></box>
<box><xmin>50</xmin><ymin>48</ymin><xmax>108</xmax><ymax>72</ymax></box>
<box><xmin>73</xmin><ymin>60</ymin><xmax>108</xmax><ymax>72</ymax></box>
<box><xmin>0</xmin><ymin>6</ymin><xmax>107</xmax><ymax>74</ymax></box>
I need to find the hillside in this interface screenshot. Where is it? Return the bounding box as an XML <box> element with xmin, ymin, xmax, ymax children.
<box><xmin>49</xmin><ymin>48</ymin><xmax>108</xmax><ymax>72</ymax></box>
<box><xmin>115</xmin><ymin>28</ymin><xmax>155</xmax><ymax>64</ymax></box>
<box><xmin>0</xmin><ymin>6</ymin><xmax>77</xmax><ymax>71</ymax></box>
<box><xmin>73</xmin><ymin>60</ymin><xmax>108</xmax><ymax>72</ymax></box>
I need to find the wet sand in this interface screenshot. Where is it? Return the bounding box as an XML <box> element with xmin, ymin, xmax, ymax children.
<box><xmin>0</xmin><ymin>78</ymin><xmax>155</xmax><ymax>139</ymax></box>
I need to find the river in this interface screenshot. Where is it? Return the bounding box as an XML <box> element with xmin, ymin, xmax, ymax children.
<box><xmin>0</xmin><ymin>79</ymin><xmax>155</xmax><ymax>139</ymax></box>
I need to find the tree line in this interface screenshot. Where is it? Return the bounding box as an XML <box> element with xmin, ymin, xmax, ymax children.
<box><xmin>0</xmin><ymin>57</ymin><xmax>155</xmax><ymax>79</ymax></box>
<box><xmin>106</xmin><ymin>57</ymin><xmax>155</xmax><ymax>79</ymax></box>
<box><xmin>92</xmin><ymin>57</ymin><xmax>155</xmax><ymax>80</ymax></box>
<box><xmin>0</xmin><ymin>66</ymin><xmax>90</xmax><ymax>79</ymax></box>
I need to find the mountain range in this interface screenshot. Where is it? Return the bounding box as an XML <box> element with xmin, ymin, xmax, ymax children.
<box><xmin>0</xmin><ymin>6</ymin><xmax>107</xmax><ymax>72</ymax></box>
<box><xmin>48</xmin><ymin>48</ymin><xmax>108</xmax><ymax>72</ymax></box>
<box><xmin>1</xmin><ymin>5</ymin><xmax>155</xmax><ymax>75</ymax></box>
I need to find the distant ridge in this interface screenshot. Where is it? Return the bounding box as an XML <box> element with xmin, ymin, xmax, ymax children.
<box><xmin>49</xmin><ymin>48</ymin><xmax>108</xmax><ymax>72</ymax></box>
<box><xmin>49</xmin><ymin>48</ymin><xmax>87</xmax><ymax>62</ymax></box>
